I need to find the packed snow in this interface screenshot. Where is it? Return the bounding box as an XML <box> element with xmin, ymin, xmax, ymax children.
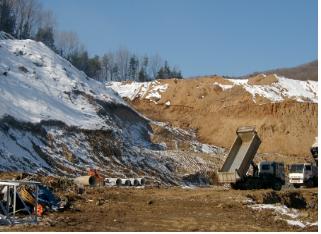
<box><xmin>249</xmin><ymin>203</ymin><xmax>299</xmax><ymax>219</ymax></box>
<box><xmin>213</xmin><ymin>82</ymin><xmax>234</xmax><ymax>91</ymax></box>
<box><xmin>225</xmin><ymin>75</ymin><xmax>318</xmax><ymax>103</ymax></box>
<box><xmin>107</xmin><ymin>80</ymin><xmax>168</xmax><ymax>103</ymax></box>
<box><xmin>0</xmin><ymin>39</ymin><xmax>125</xmax><ymax>129</ymax></box>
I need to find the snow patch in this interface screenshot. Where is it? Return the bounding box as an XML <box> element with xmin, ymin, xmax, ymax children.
<box><xmin>286</xmin><ymin>219</ymin><xmax>306</xmax><ymax>228</ymax></box>
<box><xmin>213</xmin><ymin>82</ymin><xmax>234</xmax><ymax>91</ymax></box>
<box><xmin>107</xmin><ymin>80</ymin><xmax>168</xmax><ymax>103</ymax></box>
<box><xmin>249</xmin><ymin>203</ymin><xmax>299</xmax><ymax>219</ymax></box>
<box><xmin>248</xmin><ymin>203</ymin><xmax>317</xmax><ymax>229</ymax></box>
<box><xmin>228</xmin><ymin>75</ymin><xmax>318</xmax><ymax>103</ymax></box>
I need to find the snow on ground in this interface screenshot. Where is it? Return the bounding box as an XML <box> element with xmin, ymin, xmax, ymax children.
<box><xmin>0</xmin><ymin>39</ymin><xmax>125</xmax><ymax>129</ymax></box>
<box><xmin>249</xmin><ymin>203</ymin><xmax>299</xmax><ymax>219</ymax></box>
<box><xmin>248</xmin><ymin>203</ymin><xmax>317</xmax><ymax>228</ymax></box>
<box><xmin>106</xmin><ymin>81</ymin><xmax>149</xmax><ymax>101</ymax></box>
<box><xmin>213</xmin><ymin>82</ymin><xmax>234</xmax><ymax>91</ymax></box>
<box><xmin>192</xmin><ymin>142</ymin><xmax>224</xmax><ymax>154</ymax></box>
<box><xmin>225</xmin><ymin>75</ymin><xmax>318</xmax><ymax>103</ymax></box>
<box><xmin>107</xmin><ymin>80</ymin><xmax>168</xmax><ymax>103</ymax></box>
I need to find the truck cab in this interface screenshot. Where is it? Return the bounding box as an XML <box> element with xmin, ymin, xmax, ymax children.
<box><xmin>288</xmin><ymin>163</ymin><xmax>317</xmax><ymax>188</ymax></box>
<box><xmin>258</xmin><ymin>161</ymin><xmax>285</xmax><ymax>183</ymax></box>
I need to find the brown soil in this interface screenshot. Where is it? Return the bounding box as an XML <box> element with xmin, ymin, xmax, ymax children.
<box><xmin>130</xmin><ymin>77</ymin><xmax>317</xmax><ymax>159</ymax></box>
<box><xmin>4</xmin><ymin>187</ymin><xmax>317</xmax><ymax>232</ymax></box>
<box><xmin>248</xmin><ymin>74</ymin><xmax>278</xmax><ymax>85</ymax></box>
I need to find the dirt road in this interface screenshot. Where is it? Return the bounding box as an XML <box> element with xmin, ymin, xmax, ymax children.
<box><xmin>3</xmin><ymin>187</ymin><xmax>317</xmax><ymax>232</ymax></box>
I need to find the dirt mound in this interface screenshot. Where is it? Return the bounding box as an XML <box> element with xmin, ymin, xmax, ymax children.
<box><xmin>127</xmin><ymin>76</ymin><xmax>317</xmax><ymax>159</ymax></box>
<box><xmin>248</xmin><ymin>74</ymin><xmax>278</xmax><ymax>85</ymax></box>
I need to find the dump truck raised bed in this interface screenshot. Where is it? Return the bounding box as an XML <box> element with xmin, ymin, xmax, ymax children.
<box><xmin>218</xmin><ymin>126</ymin><xmax>261</xmax><ymax>183</ymax></box>
<box><xmin>217</xmin><ymin>126</ymin><xmax>285</xmax><ymax>190</ymax></box>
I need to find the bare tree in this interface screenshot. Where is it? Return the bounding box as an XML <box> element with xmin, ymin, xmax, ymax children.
<box><xmin>100</xmin><ymin>53</ymin><xmax>117</xmax><ymax>81</ymax></box>
<box><xmin>149</xmin><ymin>53</ymin><xmax>163</xmax><ymax>79</ymax></box>
<box><xmin>115</xmin><ymin>47</ymin><xmax>130</xmax><ymax>80</ymax></box>
<box><xmin>38</xmin><ymin>9</ymin><xmax>56</xmax><ymax>30</ymax></box>
<box><xmin>54</xmin><ymin>31</ymin><xmax>81</xmax><ymax>58</ymax></box>
<box><xmin>12</xmin><ymin>0</ymin><xmax>42</xmax><ymax>39</ymax></box>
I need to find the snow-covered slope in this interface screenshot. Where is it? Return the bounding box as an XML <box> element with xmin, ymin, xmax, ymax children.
<box><xmin>0</xmin><ymin>39</ymin><xmax>125</xmax><ymax>129</ymax></box>
<box><xmin>0</xmin><ymin>39</ymin><xmax>223</xmax><ymax>184</ymax></box>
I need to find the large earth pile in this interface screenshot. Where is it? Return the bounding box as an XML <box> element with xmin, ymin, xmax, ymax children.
<box><xmin>109</xmin><ymin>75</ymin><xmax>317</xmax><ymax>159</ymax></box>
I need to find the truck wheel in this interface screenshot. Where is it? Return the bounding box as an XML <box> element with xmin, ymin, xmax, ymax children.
<box><xmin>272</xmin><ymin>181</ymin><xmax>282</xmax><ymax>191</ymax></box>
<box><xmin>306</xmin><ymin>179</ymin><xmax>314</xmax><ymax>188</ymax></box>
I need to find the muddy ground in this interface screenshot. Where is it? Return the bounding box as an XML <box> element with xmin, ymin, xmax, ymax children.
<box><xmin>2</xmin><ymin>186</ymin><xmax>318</xmax><ymax>232</ymax></box>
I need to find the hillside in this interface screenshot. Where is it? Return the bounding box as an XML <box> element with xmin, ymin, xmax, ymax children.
<box><xmin>0</xmin><ymin>38</ymin><xmax>317</xmax><ymax>183</ymax></box>
<box><xmin>243</xmin><ymin>60</ymin><xmax>318</xmax><ymax>81</ymax></box>
<box><xmin>0</xmin><ymin>39</ymin><xmax>224</xmax><ymax>184</ymax></box>
<box><xmin>108</xmin><ymin>74</ymin><xmax>318</xmax><ymax>160</ymax></box>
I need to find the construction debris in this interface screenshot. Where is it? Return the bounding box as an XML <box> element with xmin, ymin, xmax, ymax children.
<box><xmin>0</xmin><ymin>180</ymin><xmax>40</xmax><ymax>225</ymax></box>
<box><xmin>0</xmin><ymin>178</ymin><xmax>69</xmax><ymax>226</ymax></box>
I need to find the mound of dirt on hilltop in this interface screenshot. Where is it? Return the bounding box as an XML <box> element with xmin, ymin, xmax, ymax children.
<box><xmin>127</xmin><ymin>76</ymin><xmax>317</xmax><ymax>158</ymax></box>
<box><xmin>248</xmin><ymin>74</ymin><xmax>278</xmax><ymax>85</ymax></box>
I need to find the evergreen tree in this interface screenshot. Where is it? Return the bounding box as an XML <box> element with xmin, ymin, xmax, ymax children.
<box><xmin>128</xmin><ymin>55</ymin><xmax>139</xmax><ymax>81</ymax></box>
<box><xmin>35</xmin><ymin>27</ymin><xmax>55</xmax><ymax>50</ymax></box>
<box><xmin>138</xmin><ymin>67</ymin><xmax>147</xmax><ymax>82</ymax></box>
<box><xmin>156</xmin><ymin>60</ymin><xmax>183</xmax><ymax>79</ymax></box>
<box><xmin>87</xmin><ymin>55</ymin><xmax>101</xmax><ymax>79</ymax></box>
<box><xmin>69</xmin><ymin>50</ymin><xmax>89</xmax><ymax>74</ymax></box>
<box><xmin>0</xmin><ymin>0</ymin><xmax>16</xmax><ymax>35</ymax></box>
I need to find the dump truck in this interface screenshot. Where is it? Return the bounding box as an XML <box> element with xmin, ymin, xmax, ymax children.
<box><xmin>288</xmin><ymin>140</ymin><xmax>318</xmax><ymax>188</ymax></box>
<box><xmin>217</xmin><ymin>126</ymin><xmax>285</xmax><ymax>190</ymax></box>
<box><xmin>288</xmin><ymin>163</ymin><xmax>317</xmax><ymax>188</ymax></box>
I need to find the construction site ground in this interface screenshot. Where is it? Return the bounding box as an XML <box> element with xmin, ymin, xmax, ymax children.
<box><xmin>3</xmin><ymin>186</ymin><xmax>317</xmax><ymax>232</ymax></box>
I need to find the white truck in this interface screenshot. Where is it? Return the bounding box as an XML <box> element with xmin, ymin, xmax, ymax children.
<box><xmin>288</xmin><ymin>163</ymin><xmax>318</xmax><ymax>188</ymax></box>
<box><xmin>288</xmin><ymin>140</ymin><xmax>318</xmax><ymax>188</ymax></box>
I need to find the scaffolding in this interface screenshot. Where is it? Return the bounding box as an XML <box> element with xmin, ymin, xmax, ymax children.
<box><xmin>0</xmin><ymin>180</ymin><xmax>40</xmax><ymax>225</ymax></box>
